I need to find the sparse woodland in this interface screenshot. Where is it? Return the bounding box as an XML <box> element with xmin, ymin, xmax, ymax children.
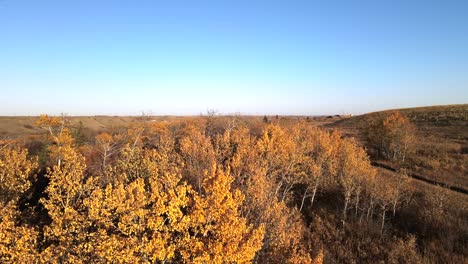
<box><xmin>0</xmin><ymin>113</ymin><xmax>466</xmax><ymax>263</ymax></box>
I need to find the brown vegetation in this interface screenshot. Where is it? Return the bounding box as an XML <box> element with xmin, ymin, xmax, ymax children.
<box><xmin>330</xmin><ymin>104</ymin><xmax>468</xmax><ymax>190</ymax></box>
<box><xmin>0</xmin><ymin>108</ymin><xmax>467</xmax><ymax>263</ymax></box>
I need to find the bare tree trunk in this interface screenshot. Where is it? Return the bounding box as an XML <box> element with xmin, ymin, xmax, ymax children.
<box><xmin>274</xmin><ymin>181</ymin><xmax>283</xmax><ymax>198</ymax></box>
<box><xmin>342</xmin><ymin>198</ymin><xmax>349</xmax><ymax>227</ymax></box>
<box><xmin>381</xmin><ymin>209</ymin><xmax>386</xmax><ymax>234</ymax></box>
<box><xmin>310</xmin><ymin>185</ymin><xmax>318</xmax><ymax>207</ymax></box>
<box><xmin>102</xmin><ymin>150</ymin><xmax>107</xmax><ymax>170</ymax></box>
<box><xmin>355</xmin><ymin>192</ymin><xmax>360</xmax><ymax>216</ymax></box>
<box><xmin>197</xmin><ymin>177</ymin><xmax>202</xmax><ymax>195</ymax></box>
<box><xmin>367</xmin><ymin>201</ymin><xmax>374</xmax><ymax>221</ymax></box>
<box><xmin>402</xmin><ymin>145</ymin><xmax>407</xmax><ymax>162</ymax></box>
<box><xmin>282</xmin><ymin>183</ymin><xmax>293</xmax><ymax>202</ymax></box>
<box><xmin>299</xmin><ymin>186</ymin><xmax>309</xmax><ymax>212</ymax></box>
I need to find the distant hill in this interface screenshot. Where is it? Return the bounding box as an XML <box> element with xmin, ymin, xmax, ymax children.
<box><xmin>327</xmin><ymin>104</ymin><xmax>468</xmax><ymax>191</ymax></box>
<box><xmin>329</xmin><ymin>104</ymin><xmax>468</xmax><ymax>140</ymax></box>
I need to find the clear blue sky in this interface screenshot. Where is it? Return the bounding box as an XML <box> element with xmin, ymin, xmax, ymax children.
<box><xmin>1</xmin><ymin>0</ymin><xmax>467</xmax><ymax>115</ymax></box>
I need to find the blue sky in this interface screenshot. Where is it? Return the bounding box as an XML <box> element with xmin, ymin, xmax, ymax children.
<box><xmin>1</xmin><ymin>0</ymin><xmax>467</xmax><ymax>115</ymax></box>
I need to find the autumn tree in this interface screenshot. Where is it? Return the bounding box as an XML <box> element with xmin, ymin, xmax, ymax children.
<box><xmin>212</xmin><ymin>125</ymin><xmax>315</xmax><ymax>262</ymax></box>
<box><xmin>389</xmin><ymin>169</ymin><xmax>411</xmax><ymax>217</ymax></box>
<box><xmin>36</xmin><ymin>114</ymin><xmax>75</xmax><ymax>167</ymax></box>
<box><xmin>36</xmin><ymin>115</ymin><xmax>266</xmax><ymax>262</ymax></box>
<box><xmin>0</xmin><ymin>145</ymin><xmax>39</xmax><ymax>262</ymax></box>
<box><xmin>364</xmin><ymin>173</ymin><xmax>378</xmax><ymax>221</ymax></box>
<box><xmin>147</xmin><ymin>121</ymin><xmax>177</xmax><ymax>154</ymax></box>
<box><xmin>40</xmin><ymin>144</ymin><xmax>97</xmax><ymax>262</ymax></box>
<box><xmin>95</xmin><ymin>133</ymin><xmax>119</xmax><ymax>170</ymax></box>
<box><xmin>2</xmin><ymin>115</ymin><xmax>436</xmax><ymax>263</ymax></box>
<box><xmin>85</xmin><ymin>145</ymin><xmax>264</xmax><ymax>263</ymax></box>
<box><xmin>123</xmin><ymin>121</ymin><xmax>148</xmax><ymax>150</ymax></box>
<box><xmin>93</xmin><ymin>132</ymin><xmax>121</xmax><ymax>183</ymax></box>
<box><xmin>0</xmin><ymin>146</ymin><xmax>37</xmax><ymax>202</ymax></box>
<box><xmin>337</xmin><ymin>138</ymin><xmax>376</xmax><ymax>226</ymax></box>
<box><xmin>375</xmin><ymin>176</ymin><xmax>394</xmax><ymax>233</ymax></box>
<box><xmin>211</xmin><ymin>126</ymin><xmax>260</xmax><ymax>190</ymax></box>
<box><xmin>425</xmin><ymin>184</ymin><xmax>450</xmax><ymax>226</ymax></box>
<box><xmin>299</xmin><ymin>127</ymin><xmax>340</xmax><ymax>211</ymax></box>
<box><xmin>82</xmin><ymin>146</ymin><xmax>191</xmax><ymax>262</ymax></box>
<box><xmin>243</xmin><ymin>166</ymin><xmax>313</xmax><ymax>263</ymax></box>
<box><xmin>178</xmin><ymin>123</ymin><xmax>216</xmax><ymax>193</ymax></box>
<box><xmin>365</xmin><ymin>111</ymin><xmax>416</xmax><ymax>162</ymax></box>
<box><xmin>181</xmin><ymin>165</ymin><xmax>265</xmax><ymax>263</ymax></box>
<box><xmin>256</xmin><ymin>124</ymin><xmax>301</xmax><ymax>202</ymax></box>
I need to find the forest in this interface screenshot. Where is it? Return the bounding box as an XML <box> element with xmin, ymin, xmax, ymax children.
<box><xmin>0</xmin><ymin>110</ymin><xmax>467</xmax><ymax>263</ymax></box>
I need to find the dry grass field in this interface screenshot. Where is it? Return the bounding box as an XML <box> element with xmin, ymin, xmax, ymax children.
<box><xmin>328</xmin><ymin>104</ymin><xmax>468</xmax><ymax>191</ymax></box>
<box><xmin>0</xmin><ymin>116</ymin><xmax>158</xmax><ymax>138</ymax></box>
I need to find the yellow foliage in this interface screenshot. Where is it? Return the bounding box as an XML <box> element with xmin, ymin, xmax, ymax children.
<box><xmin>0</xmin><ymin>202</ymin><xmax>38</xmax><ymax>263</ymax></box>
<box><xmin>1</xmin><ymin>116</ymin><xmax>394</xmax><ymax>262</ymax></box>
<box><xmin>0</xmin><ymin>146</ymin><xmax>38</xmax><ymax>201</ymax></box>
<box><xmin>0</xmin><ymin>146</ymin><xmax>39</xmax><ymax>262</ymax></box>
<box><xmin>181</xmin><ymin>164</ymin><xmax>265</xmax><ymax>263</ymax></box>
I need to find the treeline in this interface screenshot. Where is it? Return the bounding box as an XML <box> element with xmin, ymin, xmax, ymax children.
<box><xmin>0</xmin><ymin>114</ymin><xmax>466</xmax><ymax>263</ymax></box>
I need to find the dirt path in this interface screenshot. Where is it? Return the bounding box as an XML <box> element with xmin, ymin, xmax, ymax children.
<box><xmin>372</xmin><ymin>161</ymin><xmax>468</xmax><ymax>195</ymax></box>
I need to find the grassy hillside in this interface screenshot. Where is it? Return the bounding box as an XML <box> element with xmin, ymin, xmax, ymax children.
<box><xmin>328</xmin><ymin>104</ymin><xmax>468</xmax><ymax>190</ymax></box>
<box><xmin>330</xmin><ymin>104</ymin><xmax>467</xmax><ymax>138</ymax></box>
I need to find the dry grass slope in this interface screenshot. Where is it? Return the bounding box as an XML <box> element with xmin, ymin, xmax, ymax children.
<box><xmin>328</xmin><ymin>104</ymin><xmax>468</xmax><ymax>190</ymax></box>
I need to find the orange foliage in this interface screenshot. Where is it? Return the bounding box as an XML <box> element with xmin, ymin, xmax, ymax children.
<box><xmin>366</xmin><ymin>111</ymin><xmax>416</xmax><ymax>162</ymax></box>
<box><xmin>1</xmin><ymin>115</ymin><xmax>417</xmax><ymax>263</ymax></box>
